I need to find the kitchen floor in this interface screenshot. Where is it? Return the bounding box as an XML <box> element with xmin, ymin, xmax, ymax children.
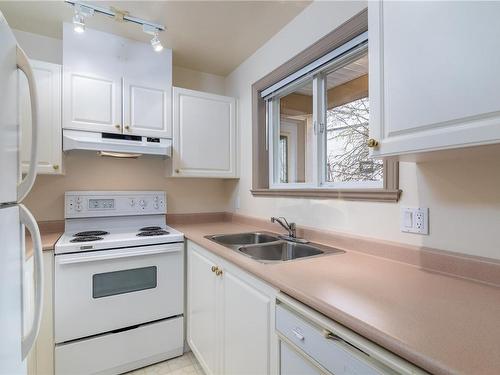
<box><xmin>126</xmin><ymin>352</ymin><xmax>204</xmax><ymax>375</ymax></box>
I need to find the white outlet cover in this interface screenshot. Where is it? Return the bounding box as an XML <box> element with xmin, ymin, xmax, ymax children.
<box><xmin>400</xmin><ymin>207</ymin><xmax>429</xmax><ymax>235</ymax></box>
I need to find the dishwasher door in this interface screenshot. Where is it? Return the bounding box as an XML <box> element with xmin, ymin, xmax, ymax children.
<box><xmin>280</xmin><ymin>340</ymin><xmax>323</xmax><ymax>375</ymax></box>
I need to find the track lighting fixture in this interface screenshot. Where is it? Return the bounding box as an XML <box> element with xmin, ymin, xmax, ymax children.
<box><xmin>150</xmin><ymin>32</ymin><xmax>164</xmax><ymax>52</ymax></box>
<box><xmin>72</xmin><ymin>3</ymin><xmax>94</xmax><ymax>33</ymax></box>
<box><xmin>66</xmin><ymin>1</ymin><xmax>166</xmax><ymax>52</ymax></box>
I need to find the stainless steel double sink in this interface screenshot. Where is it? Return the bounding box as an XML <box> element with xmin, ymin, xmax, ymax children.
<box><xmin>205</xmin><ymin>232</ymin><xmax>344</xmax><ymax>263</ymax></box>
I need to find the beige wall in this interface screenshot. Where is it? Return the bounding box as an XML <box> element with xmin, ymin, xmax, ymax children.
<box><xmin>16</xmin><ymin>30</ymin><xmax>231</xmax><ymax>221</ymax></box>
<box><xmin>24</xmin><ymin>152</ymin><xmax>230</xmax><ymax>221</ymax></box>
<box><xmin>224</xmin><ymin>1</ymin><xmax>500</xmax><ymax>260</ymax></box>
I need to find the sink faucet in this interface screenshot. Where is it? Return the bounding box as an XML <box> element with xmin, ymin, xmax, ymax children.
<box><xmin>271</xmin><ymin>217</ymin><xmax>296</xmax><ymax>238</ymax></box>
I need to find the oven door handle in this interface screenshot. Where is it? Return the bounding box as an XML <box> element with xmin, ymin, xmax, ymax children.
<box><xmin>57</xmin><ymin>245</ymin><xmax>181</xmax><ymax>265</ymax></box>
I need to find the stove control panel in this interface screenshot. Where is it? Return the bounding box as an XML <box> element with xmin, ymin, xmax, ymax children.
<box><xmin>65</xmin><ymin>191</ymin><xmax>166</xmax><ymax>218</ymax></box>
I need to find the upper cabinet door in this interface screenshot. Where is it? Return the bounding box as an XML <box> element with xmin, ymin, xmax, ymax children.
<box><xmin>63</xmin><ymin>71</ymin><xmax>122</xmax><ymax>133</ymax></box>
<box><xmin>123</xmin><ymin>79</ymin><xmax>171</xmax><ymax>138</ymax></box>
<box><xmin>62</xmin><ymin>23</ymin><xmax>172</xmax><ymax>137</ymax></box>
<box><xmin>369</xmin><ymin>1</ymin><xmax>500</xmax><ymax>158</ymax></box>
<box><xmin>172</xmin><ymin>87</ymin><xmax>237</xmax><ymax>178</ymax></box>
<box><xmin>19</xmin><ymin>60</ymin><xmax>62</xmax><ymax>174</ymax></box>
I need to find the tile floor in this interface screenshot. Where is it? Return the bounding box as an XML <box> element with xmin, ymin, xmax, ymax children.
<box><xmin>126</xmin><ymin>352</ymin><xmax>205</xmax><ymax>375</ymax></box>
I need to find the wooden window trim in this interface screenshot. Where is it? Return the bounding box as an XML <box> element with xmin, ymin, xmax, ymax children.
<box><xmin>251</xmin><ymin>8</ymin><xmax>401</xmax><ymax>202</ymax></box>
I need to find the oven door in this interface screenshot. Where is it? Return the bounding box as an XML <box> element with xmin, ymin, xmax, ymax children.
<box><xmin>54</xmin><ymin>243</ymin><xmax>183</xmax><ymax>343</ymax></box>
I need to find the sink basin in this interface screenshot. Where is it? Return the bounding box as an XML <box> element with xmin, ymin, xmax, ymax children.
<box><xmin>205</xmin><ymin>231</ymin><xmax>344</xmax><ymax>263</ymax></box>
<box><xmin>239</xmin><ymin>242</ymin><xmax>325</xmax><ymax>262</ymax></box>
<box><xmin>207</xmin><ymin>232</ymin><xmax>279</xmax><ymax>246</ymax></box>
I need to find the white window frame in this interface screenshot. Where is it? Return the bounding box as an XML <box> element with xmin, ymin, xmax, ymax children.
<box><xmin>266</xmin><ymin>41</ymin><xmax>382</xmax><ymax>190</ymax></box>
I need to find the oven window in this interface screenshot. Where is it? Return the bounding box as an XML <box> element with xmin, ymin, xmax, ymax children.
<box><xmin>92</xmin><ymin>266</ymin><xmax>157</xmax><ymax>298</ymax></box>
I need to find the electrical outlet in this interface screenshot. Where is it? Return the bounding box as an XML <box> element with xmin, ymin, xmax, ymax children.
<box><xmin>400</xmin><ymin>207</ymin><xmax>429</xmax><ymax>235</ymax></box>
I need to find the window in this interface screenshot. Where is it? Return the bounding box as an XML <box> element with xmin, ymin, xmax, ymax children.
<box><xmin>251</xmin><ymin>9</ymin><xmax>400</xmax><ymax>201</ymax></box>
<box><xmin>266</xmin><ymin>37</ymin><xmax>381</xmax><ymax>189</ymax></box>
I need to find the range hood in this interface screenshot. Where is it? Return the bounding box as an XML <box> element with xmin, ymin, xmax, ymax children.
<box><xmin>63</xmin><ymin>129</ymin><xmax>172</xmax><ymax>157</ymax></box>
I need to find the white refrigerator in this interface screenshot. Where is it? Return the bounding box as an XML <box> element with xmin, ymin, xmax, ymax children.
<box><xmin>0</xmin><ymin>11</ymin><xmax>44</xmax><ymax>375</ymax></box>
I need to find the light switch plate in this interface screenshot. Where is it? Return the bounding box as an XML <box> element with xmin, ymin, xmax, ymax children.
<box><xmin>400</xmin><ymin>207</ymin><xmax>429</xmax><ymax>234</ymax></box>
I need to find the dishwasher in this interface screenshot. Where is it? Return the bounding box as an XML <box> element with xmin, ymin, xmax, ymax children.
<box><xmin>276</xmin><ymin>294</ymin><xmax>427</xmax><ymax>375</ymax></box>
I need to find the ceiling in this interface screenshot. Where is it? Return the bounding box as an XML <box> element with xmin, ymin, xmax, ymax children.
<box><xmin>0</xmin><ymin>1</ymin><xmax>311</xmax><ymax>76</ymax></box>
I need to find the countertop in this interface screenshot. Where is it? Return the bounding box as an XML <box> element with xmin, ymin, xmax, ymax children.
<box><xmin>25</xmin><ymin>229</ymin><xmax>63</xmax><ymax>258</ymax></box>
<box><xmin>173</xmin><ymin>221</ymin><xmax>500</xmax><ymax>375</ymax></box>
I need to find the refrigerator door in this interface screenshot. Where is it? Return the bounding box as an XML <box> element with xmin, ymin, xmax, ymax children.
<box><xmin>0</xmin><ymin>205</ymin><xmax>24</xmax><ymax>374</ymax></box>
<box><xmin>0</xmin><ymin>12</ymin><xmax>19</xmax><ymax>204</ymax></box>
<box><xmin>0</xmin><ymin>204</ymin><xmax>44</xmax><ymax>374</ymax></box>
<box><xmin>0</xmin><ymin>11</ymin><xmax>39</xmax><ymax>205</ymax></box>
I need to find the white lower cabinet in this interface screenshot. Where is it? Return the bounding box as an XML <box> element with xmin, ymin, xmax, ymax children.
<box><xmin>19</xmin><ymin>60</ymin><xmax>62</xmax><ymax>174</ymax></box>
<box><xmin>187</xmin><ymin>241</ymin><xmax>278</xmax><ymax>375</ymax></box>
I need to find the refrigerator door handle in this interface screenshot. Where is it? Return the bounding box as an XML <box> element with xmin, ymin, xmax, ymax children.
<box><xmin>16</xmin><ymin>46</ymin><xmax>39</xmax><ymax>202</ymax></box>
<box><xmin>19</xmin><ymin>204</ymin><xmax>44</xmax><ymax>359</ymax></box>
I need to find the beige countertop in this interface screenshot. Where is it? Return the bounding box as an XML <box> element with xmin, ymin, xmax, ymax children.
<box><xmin>25</xmin><ymin>229</ymin><xmax>62</xmax><ymax>258</ymax></box>
<box><xmin>173</xmin><ymin>220</ymin><xmax>500</xmax><ymax>375</ymax></box>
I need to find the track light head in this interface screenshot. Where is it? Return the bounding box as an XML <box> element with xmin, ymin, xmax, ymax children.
<box><xmin>150</xmin><ymin>33</ymin><xmax>163</xmax><ymax>52</ymax></box>
<box><xmin>143</xmin><ymin>24</ymin><xmax>164</xmax><ymax>52</ymax></box>
<box><xmin>72</xmin><ymin>3</ymin><xmax>94</xmax><ymax>34</ymax></box>
<box><xmin>73</xmin><ymin>12</ymin><xmax>85</xmax><ymax>33</ymax></box>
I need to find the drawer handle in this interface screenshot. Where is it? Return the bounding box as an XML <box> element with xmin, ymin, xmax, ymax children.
<box><xmin>323</xmin><ymin>329</ymin><xmax>342</xmax><ymax>341</ymax></box>
<box><xmin>291</xmin><ymin>328</ymin><xmax>305</xmax><ymax>341</ymax></box>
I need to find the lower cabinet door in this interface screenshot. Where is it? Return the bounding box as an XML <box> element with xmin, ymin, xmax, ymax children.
<box><xmin>222</xmin><ymin>268</ymin><xmax>274</xmax><ymax>375</ymax></box>
<box><xmin>187</xmin><ymin>244</ymin><xmax>219</xmax><ymax>375</ymax></box>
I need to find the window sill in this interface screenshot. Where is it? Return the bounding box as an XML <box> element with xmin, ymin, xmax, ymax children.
<box><xmin>250</xmin><ymin>188</ymin><xmax>401</xmax><ymax>202</ymax></box>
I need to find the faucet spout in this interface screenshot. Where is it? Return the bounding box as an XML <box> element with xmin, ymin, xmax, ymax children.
<box><xmin>271</xmin><ymin>216</ymin><xmax>296</xmax><ymax>238</ymax></box>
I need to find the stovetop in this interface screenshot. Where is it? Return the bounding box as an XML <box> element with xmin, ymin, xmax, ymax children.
<box><xmin>55</xmin><ymin>217</ymin><xmax>184</xmax><ymax>254</ymax></box>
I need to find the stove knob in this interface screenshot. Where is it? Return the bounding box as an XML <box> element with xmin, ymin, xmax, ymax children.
<box><xmin>129</xmin><ymin>198</ymin><xmax>136</xmax><ymax>207</ymax></box>
<box><xmin>139</xmin><ymin>199</ymin><xmax>147</xmax><ymax>208</ymax></box>
<box><xmin>154</xmin><ymin>203</ymin><xmax>159</xmax><ymax>209</ymax></box>
<box><xmin>75</xmin><ymin>203</ymin><xmax>82</xmax><ymax>212</ymax></box>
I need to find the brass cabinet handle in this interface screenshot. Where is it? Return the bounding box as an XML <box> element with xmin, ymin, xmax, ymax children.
<box><xmin>367</xmin><ymin>138</ymin><xmax>379</xmax><ymax>148</ymax></box>
<box><xmin>125</xmin><ymin>125</ymin><xmax>130</xmax><ymax>131</ymax></box>
<box><xmin>115</xmin><ymin>124</ymin><xmax>120</xmax><ymax>129</ymax></box>
<box><xmin>211</xmin><ymin>266</ymin><xmax>218</xmax><ymax>273</ymax></box>
<box><xmin>52</xmin><ymin>164</ymin><xmax>59</xmax><ymax>170</ymax></box>
<box><xmin>175</xmin><ymin>169</ymin><xmax>180</xmax><ymax>174</ymax></box>
<box><xmin>215</xmin><ymin>268</ymin><xmax>223</xmax><ymax>276</ymax></box>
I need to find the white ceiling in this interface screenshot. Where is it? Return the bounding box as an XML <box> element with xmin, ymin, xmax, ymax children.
<box><xmin>0</xmin><ymin>1</ymin><xmax>311</xmax><ymax>76</ymax></box>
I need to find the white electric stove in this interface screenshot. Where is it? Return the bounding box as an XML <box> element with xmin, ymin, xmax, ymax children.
<box><xmin>54</xmin><ymin>191</ymin><xmax>185</xmax><ymax>375</ymax></box>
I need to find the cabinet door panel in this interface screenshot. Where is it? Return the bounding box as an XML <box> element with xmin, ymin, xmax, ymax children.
<box><xmin>123</xmin><ymin>80</ymin><xmax>170</xmax><ymax>138</ymax></box>
<box><xmin>369</xmin><ymin>1</ymin><xmax>500</xmax><ymax>157</ymax></box>
<box><xmin>187</xmin><ymin>244</ymin><xmax>218</xmax><ymax>375</ymax></box>
<box><xmin>19</xmin><ymin>60</ymin><xmax>62</xmax><ymax>174</ymax></box>
<box><xmin>172</xmin><ymin>87</ymin><xmax>237</xmax><ymax>178</ymax></box>
<box><xmin>222</xmin><ymin>269</ymin><xmax>272</xmax><ymax>375</ymax></box>
<box><xmin>63</xmin><ymin>71</ymin><xmax>121</xmax><ymax>133</ymax></box>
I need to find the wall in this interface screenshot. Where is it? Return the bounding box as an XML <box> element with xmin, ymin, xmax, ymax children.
<box><xmin>224</xmin><ymin>1</ymin><xmax>500</xmax><ymax>260</ymax></box>
<box><xmin>15</xmin><ymin>30</ymin><xmax>231</xmax><ymax>221</ymax></box>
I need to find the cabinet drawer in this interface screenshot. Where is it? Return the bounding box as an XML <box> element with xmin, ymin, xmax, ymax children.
<box><xmin>55</xmin><ymin>317</ymin><xmax>183</xmax><ymax>375</ymax></box>
<box><xmin>276</xmin><ymin>304</ymin><xmax>394</xmax><ymax>375</ymax></box>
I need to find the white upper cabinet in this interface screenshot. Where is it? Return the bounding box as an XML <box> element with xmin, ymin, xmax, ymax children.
<box><xmin>63</xmin><ymin>23</ymin><xmax>172</xmax><ymax>137</ymax></box>
<box><xmin>369</xmin><ymin>1</ymin><xmax>500</xmax><ymax>158</ymax></box>
<box><xmin>64</xmin><ymin>72</ymin><xmax>121</xmax><ymax>133</ymax></box>
<box><xmin>123</xmin><ymin>79</ymin><xmax>170</xmax><ymax>138</ymax></box>
<box><xmin>171</xmin><ymin>87</ymin><xmax>237</xmax><ymax>178</ymax></box>
<box><xmin>19</xmin><ymin>59</ymin><xmax>62</xmax><ymax>174</ymax></box>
